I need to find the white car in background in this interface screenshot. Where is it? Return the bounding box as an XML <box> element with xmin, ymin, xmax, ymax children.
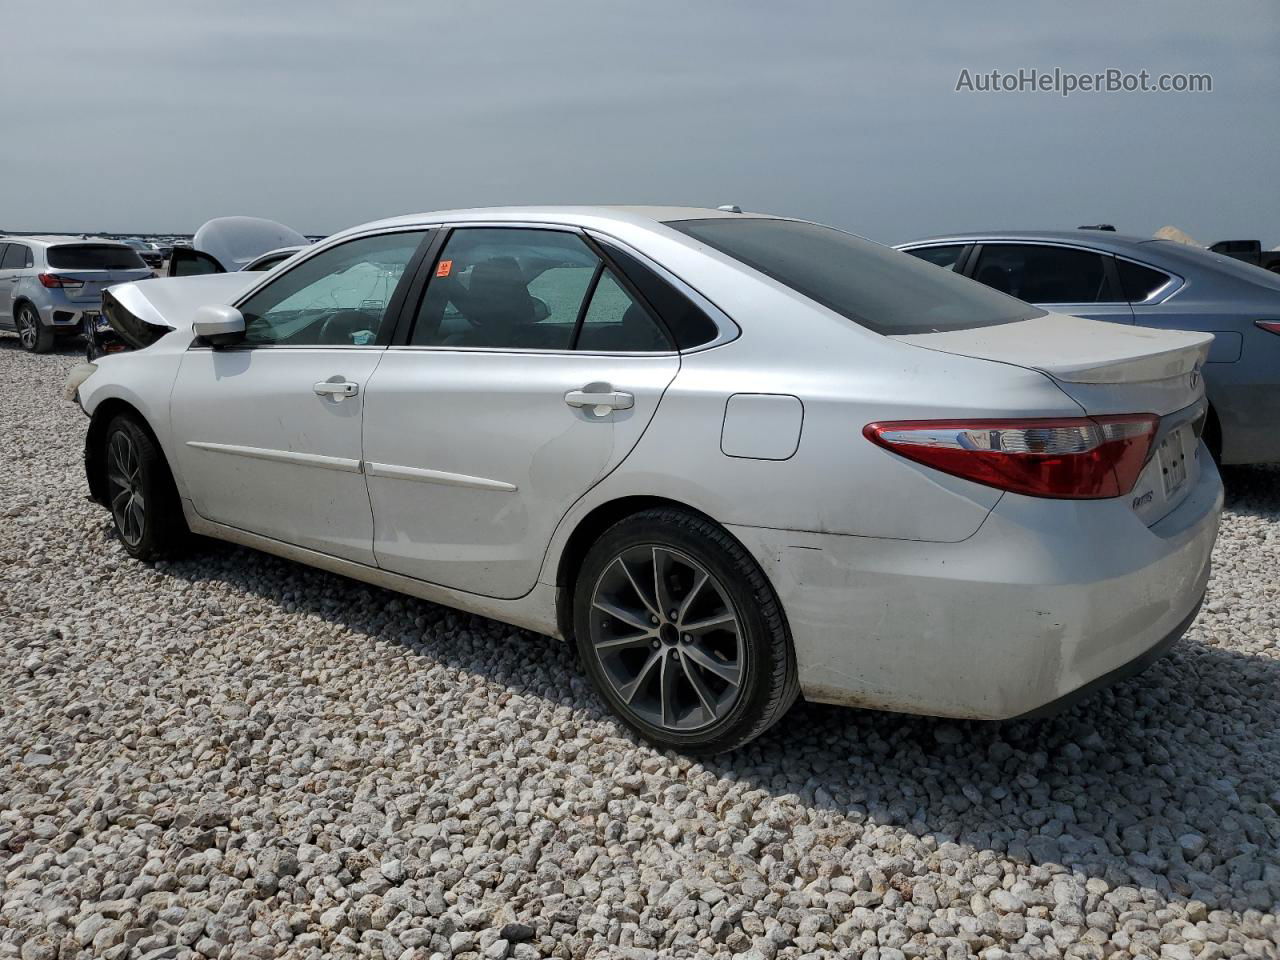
<box><xmin>167</xmin><ymin>216</ymin><xmax>310</xmax><ymax>276</ymax></box>
<box><xmin>66</xmin><ymin>207</ymin><xmax>1221</xmax><ymax>752</ymax></box>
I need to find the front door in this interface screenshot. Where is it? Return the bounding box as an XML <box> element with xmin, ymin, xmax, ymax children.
<box><xmin>170</xmin><ymin>229</ymin><xmax>429</xmax><ymax>563</ymax></box>
<box><xmin>362</xmin><ymin>226</ymin><xmax>680</xmax><ymax>599</ymax></box>
<box><xmin>967</xmin><ymin>242</ymin><xmax>1135</xmax><ymax>324</ymax></box>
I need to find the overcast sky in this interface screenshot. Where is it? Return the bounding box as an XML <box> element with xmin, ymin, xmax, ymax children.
<box><xmin>4</xmin><ymin>1</ymin><xmax>1278</xmax><ymax>245</ymax></box>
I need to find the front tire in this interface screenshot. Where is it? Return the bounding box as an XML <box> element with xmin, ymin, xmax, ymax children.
<box><xmin>103</xmin><ymin>415</ymin><xmax>189</xmax><ymax>561</ymax></box>
<box><xmin>15</xmin><ymin>304</ymin><xmax>53</xmax><ymax>353</ymax></box>
<box><xmin>573</xmin><ymin>508</ymin><xmax>798</xmax><ymax>754</ymax></box>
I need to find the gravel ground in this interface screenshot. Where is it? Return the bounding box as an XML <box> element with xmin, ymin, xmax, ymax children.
<box><xmin>1</xmin><ymin>339</ymin><xmax>1277</xmax><ymax>960</ymax></box>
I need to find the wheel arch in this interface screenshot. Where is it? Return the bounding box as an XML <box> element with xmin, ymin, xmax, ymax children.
<box><xmin>553</xmin><ymin>494</ymin><xmax>743</xmax><ymax>642</ymax></box>
<box><xmin>85</xmin><ymin>398</ymin><xmax>170</xmax><ymax>505</ymax></box>
<box><xmin>1202</xmin><ymin>401</ymin><xmax>1223</xmax><ymax>464</ymax></box>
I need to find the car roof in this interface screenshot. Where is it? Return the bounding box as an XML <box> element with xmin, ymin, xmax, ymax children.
<box><xmin>337</xmin><ymin>205</ymin><xmax>777</xmax><ymax>237</ymax></box>
<box><xmin>0</xmin><ymin>235</ymin><xmax>132</xmax><ymax>248</ymax></box>
<box><xmin>898</xmin><ymin>229</ymin><xmax>1159</xmax><ymax>252</ymax></box>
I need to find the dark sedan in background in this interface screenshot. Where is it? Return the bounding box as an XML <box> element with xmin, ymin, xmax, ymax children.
<box><xmin>898</xmin><ymin>231</ymin><xmax>1280</xmax><ymax>465</ymax></box>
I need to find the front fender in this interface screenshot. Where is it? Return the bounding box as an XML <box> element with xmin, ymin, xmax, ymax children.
<box><xmin>78</xmin><ymin>349</ymin><xmax>190</xmax><ymax>504</ymax></box>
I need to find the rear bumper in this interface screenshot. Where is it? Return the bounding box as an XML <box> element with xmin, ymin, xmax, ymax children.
<box><xmin>729</xmin><ymin>450</ymin><xmax>1222</xmax><ymax>719</ymax></box>
<box><xmin>34</xmin><ymin>296</ymin><xmax>101</xmax><ymax>329</ymax></box>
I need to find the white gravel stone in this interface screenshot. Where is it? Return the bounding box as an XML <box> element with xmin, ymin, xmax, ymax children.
<box><xmin>1</xmin><ymin>345</ymin><xmax>1279</xmax><ymax>960</ymax></box>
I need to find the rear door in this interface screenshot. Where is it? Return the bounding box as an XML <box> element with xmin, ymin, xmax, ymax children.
<box><xmin>170</xmin><ymin>229</ymin><xmax>430</xmax><ymax>562</ymax></box>
<box><xmin>362</xmin><ymin>224</ymin><xmax>680</xmax><ymax>599</ymax></box>
<box><xmin>966</xmin><ymin>242</ymin><xmax>1135</xmax><ymax>324</ymax></box>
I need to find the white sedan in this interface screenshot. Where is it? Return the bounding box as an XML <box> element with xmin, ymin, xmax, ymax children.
<box><xmin>67</xmin><ymin>206</ymin><xmax>1222</xmax><ymax>752</ymax></box>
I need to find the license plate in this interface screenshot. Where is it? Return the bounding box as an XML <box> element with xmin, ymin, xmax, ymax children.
<box><xmin>1157</xmin><ymin>427</ymin><xmax>1189</xmax><ymax>498</ymax></box>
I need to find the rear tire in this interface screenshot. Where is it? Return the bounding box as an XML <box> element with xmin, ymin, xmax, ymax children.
<box><xmin>103</xmin><ymin>415</ymin><xmax>190</xmax><ymax>561</ymax></box>
<box><xmin>15</xmin><ymin>304</ymin><xmax>53</xmax><ymax>353</ymax></box>
<box><xmin>573</xmin><ymin>508</ymin><xmax>799</xmax><ymax>754</ymax></box>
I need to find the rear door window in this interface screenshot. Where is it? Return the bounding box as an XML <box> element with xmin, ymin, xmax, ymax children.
<box><xmin>411</xmin><ymin>228</ymin><xmax>596</xmax><ymax>350</ymax></box>
<box><xmin>47</xmin><ymin>244</ymin><xmax>147</xmax><ymax>270</ymax></box>
<box><xmin>410</xmin><ymin>228</ymin><xmax>676</xmax><ymax>352</ymax></box>
<box><xmin>971</xmin><ymin>244</ymin><xmax>1117</xmax><ymax>303</ymax></box>
<box><xmin>0</xmin><ymin>244</ymin><xmax>26</xmax><ymax>270</ymax></box>
<box><xmin>666</xmin><ymin>218</ymin><xmax>1041</xmax><ymax>335</ymax></box>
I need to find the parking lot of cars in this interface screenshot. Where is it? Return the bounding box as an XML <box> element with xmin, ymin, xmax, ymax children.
<box><xmin>1</xmin><ymin>335</ymin><xmax>1277</xmax><ymax>959</ymax></box>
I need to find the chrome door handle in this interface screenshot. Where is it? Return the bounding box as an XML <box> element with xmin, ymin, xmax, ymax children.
<box><xmin>314</xmin><ymin>380</ymin><xmax>359</xmax><ymax>399</ymax></box>
<box><xmin>565</xmin><ymin>388</ymin><xmax>634</xmax><ymax>416</ymax></box>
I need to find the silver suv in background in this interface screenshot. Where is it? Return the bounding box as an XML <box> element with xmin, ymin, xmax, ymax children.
<box><xmin>0</xmin><ymin>237</ymin><xmax>153</xmax><ymax>352</ymax></box>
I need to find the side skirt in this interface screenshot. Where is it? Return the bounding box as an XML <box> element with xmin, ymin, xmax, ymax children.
<box><xmin>182</xmin><ymin>503</ymin><xmax>563</xmax><ymax>640</ymax></box>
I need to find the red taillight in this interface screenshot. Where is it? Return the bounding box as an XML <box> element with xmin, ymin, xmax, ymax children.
<box><xmin>38</xmin><ymin>273</ymin><xmax>84</xmax><ymax>289</ymax></box>
<box><xmin>864</xmin><ymin>415</ymin><xmax>1160</xmax><ymax>499</ymax></box>
<box><xmin>1256</xmin><ymin>320</ymin><xmax>1280</xmax><ymax>336</ymax></box>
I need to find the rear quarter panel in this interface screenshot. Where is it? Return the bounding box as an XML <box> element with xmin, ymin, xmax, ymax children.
<box><xmin>538</xmin><ymin>260</ymin><xmax>1092</xmax><ymax>592</ymax></box>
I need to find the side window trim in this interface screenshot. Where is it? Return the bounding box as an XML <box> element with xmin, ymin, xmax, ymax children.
<box><xmin>384</xmin><ymin>222</ymin><xmax>733</xmax><ymax>354</ymax></box>
<box><xmin>568</xmin><ymin>262</ymin><xmax>606</xmax><ymax>350</ymax></box>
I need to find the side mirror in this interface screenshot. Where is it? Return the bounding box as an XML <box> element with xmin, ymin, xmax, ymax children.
<box><xmin>193</xmin><ymin>304</ymin><xmax>245</xmax><ymax>347</ymax></box>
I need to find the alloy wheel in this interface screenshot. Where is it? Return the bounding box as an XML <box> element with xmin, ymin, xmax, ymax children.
<box><xmin>588</xmin><ymin>545</ymin><xmax>745</xmax><ymax>731</ymax></box>
<box><xmin>106</xmin><ymin>431</ymin><xmax>146</xmax><ymax>547</ymax></box>
<box><xmin>16</xmin><ymin>308</ymin><xmax>37</xmax><ymax>350</ymax></box>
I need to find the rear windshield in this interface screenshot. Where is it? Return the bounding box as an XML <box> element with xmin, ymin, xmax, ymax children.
<box><xmin>46</xmin><ymin>244</ymin><xmax>147</xmax><ymax>270</ymax></box>
<box><xmin>666</xmin><ymin>218</ymin><xmax>1044</xmax><ymax>334</ymax></box>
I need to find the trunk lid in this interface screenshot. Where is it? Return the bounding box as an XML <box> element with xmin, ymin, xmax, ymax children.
<box><xmin>895</xmin><ymin>312</ymin><xmax>1211</xmax><ymax>417</ymax></box>
<box><xmin>895</xmin><ymin>312</ymin><xmax>1214</xmax><ymax>526</ymax></box>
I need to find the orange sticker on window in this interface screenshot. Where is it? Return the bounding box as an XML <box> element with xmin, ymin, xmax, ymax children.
<box><xmin>435</xmin><ymin>259</ymin><xmax>453</xmax><ymax>277</ymax></box>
